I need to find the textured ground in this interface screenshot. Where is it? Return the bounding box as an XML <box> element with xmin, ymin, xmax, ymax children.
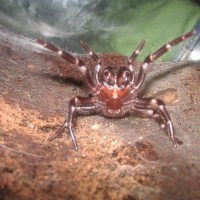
<box><xmin>0</xmin><ymin>26</ymin><xmax>200</xmax><ymax>200</ymax></box>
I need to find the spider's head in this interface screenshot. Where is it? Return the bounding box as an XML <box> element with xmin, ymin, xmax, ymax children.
<box><xmin>101</xmin><ymin>66</ymin><xmax>134</xmax><ymax>89</ymax></box>
<box><xmin>80</xmin><ymin>40</ymin><xmax>135</xmax><ymax>90</ymax></box>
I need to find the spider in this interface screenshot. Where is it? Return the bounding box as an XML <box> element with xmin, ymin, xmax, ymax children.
<box><xmin>37</xmin><ymin>30</ymin><xmax>194</xmax><ymax>151</ymax></box>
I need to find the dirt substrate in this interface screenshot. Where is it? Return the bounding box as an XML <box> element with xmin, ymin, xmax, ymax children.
<box><xmin>0</xmin><ymin>26</ymin><xmax>200</xmax><ymax>200</ymax></box>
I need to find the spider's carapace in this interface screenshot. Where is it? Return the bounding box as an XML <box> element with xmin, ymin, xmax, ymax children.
<box><xmin>37</xmin><ymin>30</ymin><xmax>194</xmax><ymax>150</ymax></box>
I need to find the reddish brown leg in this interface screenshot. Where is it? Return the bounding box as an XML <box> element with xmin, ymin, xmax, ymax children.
<box><xmin>48</xmin><ymin>97</ymin><xmax>96</xmax><ymax>151</ymax></box>
<box><xmin>80</xmin><ymin>40</ymin><xmax>101</xmax><ymax>63</ymax></box>
<box><xmin>36</xmin><ymin>39</ymin><xmax>96</xmax><ymax>90</ymax></box>
<box><xmin>132</xmin><ymin>97</ymin><xmax>178</xmax><ymax>147</ymax></box>
<box><xmin>136</xmin><ymin>31</ymin><xmax>194</xmax><ymax>89</ymax></box>
<box><xmin>128</xmin><ymin>39</ymin><xmax>145</xmax><ymax>65</ymax></box>
<box><xmin>127</xmin><ymin>40</ymin><xmax>145</xmax><ymax>83</ymax></box>
<box><xmin>80</xmin><ymin>40</ymin><xmax>102</xmax><ymax>85</ymax></box>
<box><xmin>37</xmin><ymin>39</ymin><xmax>84</xmax><ymax>66</ymax></box>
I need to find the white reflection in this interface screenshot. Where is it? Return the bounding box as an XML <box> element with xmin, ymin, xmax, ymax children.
<box><xmin>188</xmin><ymin>50</ymin><xmax>200</xmax><ymax>61</ymax></box>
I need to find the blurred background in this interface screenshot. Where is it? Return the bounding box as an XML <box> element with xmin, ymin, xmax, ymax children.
<box><xmin>0</xmin><ymin>0</ymin><xmax>200</xmax><ymax>61</ymax></box>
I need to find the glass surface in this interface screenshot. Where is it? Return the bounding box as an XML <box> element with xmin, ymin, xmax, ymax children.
<box><xmin>174</xmin><ymin>18</ymin><xmax>200</xmax><ymax>62</ymax></box>
<box><xmin>0</xmin><ymin>0</ymin><xmax>199</xmax><ymax>61</ymax></box>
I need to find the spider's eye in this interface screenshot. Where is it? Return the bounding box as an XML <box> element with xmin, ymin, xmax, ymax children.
<box><xmin>117</xmin><ymin>67</ymin><xmax>133</xmax><ymax>88</ymax></box>
<box><xmin>102</xmin><ymin>67</ymin><xmax>115</xmax><ymax>86</ymax></box>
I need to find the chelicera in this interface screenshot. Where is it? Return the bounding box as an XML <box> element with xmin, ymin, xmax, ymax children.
<box><xmin>37</xmin><ymin>30</ymin><xmax>194</xmax><ymax>151</ymax></box>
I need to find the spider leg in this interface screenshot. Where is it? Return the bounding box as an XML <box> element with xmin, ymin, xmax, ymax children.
<box><xmin>80</xmin><ymin>40</ymin><xmax>102</xmax><ymax>85</ymax></box>
<box><xmin>132</xmin><ymin>97</ymin><xmax>178</xmax><ymax>147</ymax></box>
<box><xmin>128</xmin><ymin>39</ymin><xmax>145</xmax><ymax>65</ymax></box>
<box><xmin>48</xmin><ymin>122</ymin><xmax>67</xmax><ymax>141</ymax></box>
<box><xmin>36</xmin><ymin>39</ymin><xmax>96</xmax><ymax>90</ymax></box>
<box><xmin>127</xmin><ymin>40</ymin><xmax>145</xmax><ymax>83</ymax></box>
<box><xmin>48</xmin><ymin>97</ymin><xmax>96</xmax><ymax>151</ymax></box>
<box><xmin>136</xmin><ymin>30</ymin><xmax>194</xmax><ymax>89</ymax></box>
<box><xmin>37</xmin><ymin>39</ymin><xmax>84</xmax><ymax>66</ymax></box>
<box><xmin>80</xmin><ymin>40</ymin><xmax>101</xmax><ymax>63</ymax></box>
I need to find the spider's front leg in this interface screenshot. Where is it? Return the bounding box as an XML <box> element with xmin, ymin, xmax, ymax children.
<box><xmin>132</xmin><ymin>97</ymin><xmax>178</xmax><ymax>147</ymax></box>
<box><xmin>36</xmin><ymin>39</ymin><xmax>96</xmax><ymax>90</ymax></box>
<box><xmin>48</xmin><ymin>97</ymin><xmax>96</xmax><ymax>151</ymax></box>
<box><xmin>136</xmin><ymin>31</ymin><xmax>194</xmax><ymax>89</ymax></box>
